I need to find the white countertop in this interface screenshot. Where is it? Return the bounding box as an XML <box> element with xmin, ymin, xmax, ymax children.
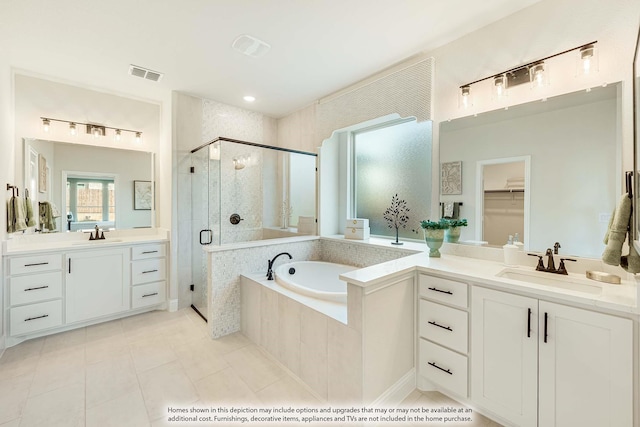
<box><xmin>2</xmin><ymin>228</ymin><xmax>169</xmax><ymax>255</ymax></box>
<box><xmin>339</xmin><ymin>242</ymin><xmax>639</xmax><ymax>315</ymax></box>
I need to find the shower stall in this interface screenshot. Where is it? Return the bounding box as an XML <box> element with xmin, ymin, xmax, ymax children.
<box><xmin>189</xmin><ymin>137</ymin><xmax>317</xmax><ymax>319</ymax></box>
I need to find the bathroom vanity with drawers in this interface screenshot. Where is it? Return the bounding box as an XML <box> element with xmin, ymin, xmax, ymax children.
<box><xmin>339</xmin><ymin>240</ymin><xmax>639</xmax><ymax>427</ymax></box>
<box><xmin>2</xmin><ymin>230</ymin><xmax>168</xmax><ymax>347</ymax></box>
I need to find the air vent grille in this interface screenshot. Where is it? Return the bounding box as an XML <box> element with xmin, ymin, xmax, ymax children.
<box><xmin>128</xmin><ymin>65</ymin><xmax>164</xmax><ymax>82</ymax></box>
<box><xmin>232</xmin><ymin>34</ymin><xmax>271</xmax><ymax>58</ymax></box>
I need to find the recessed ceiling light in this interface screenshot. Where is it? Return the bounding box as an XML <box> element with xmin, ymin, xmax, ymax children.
<box><xmin>243</xmin><ymin>95</ymin><xmax>256</xmax><ymax>103</ymax></box>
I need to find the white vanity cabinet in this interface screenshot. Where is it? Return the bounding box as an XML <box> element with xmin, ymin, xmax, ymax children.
<box><xmin>7</xmin><ymin>253</ymin><xmax>64</xmax><ymax>336</ymax></box>
<box><xmin>3</xmin><ymin>239</ymin><xmax>168</xmax><ymax>345</ymax></box>
<box><xmin>471</xmin><ymin>286</ymin><xmax>633</xmax><ymax>427</ymax></box>
<box><xmin>417</xmin><ymin>274</ymin><xmax>469</xmax><ymax>398</ymax></box>
<box><xmin>130</xmin><ymin>243</ymin><xmax>166</xmax><ymax>309</ymax></box>
<box><xmin>65</xmin><ymin>248</ymin><xmax>130</xmax><ymax>323</ymax></box>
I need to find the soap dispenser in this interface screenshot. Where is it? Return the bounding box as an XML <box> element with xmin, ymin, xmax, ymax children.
<box><xmin>513</xmin><ymin>233</ymin><xmax>524</xmax><ymax>251</ymax></box>
<box><xmin>503</xmin><ymin>235</ymin><xmax>519</xmax><ymax>266</ymax></box>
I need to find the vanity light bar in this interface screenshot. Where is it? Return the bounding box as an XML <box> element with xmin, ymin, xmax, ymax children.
<box><xmin>459</xmin><ymin>41</ymin><xmax>597</xmax><ymax>102</ymax></box>
<box><xmin>40</xmin><ymin>117</ymin><xmax>142</xmax><ymax>142</ymax></box>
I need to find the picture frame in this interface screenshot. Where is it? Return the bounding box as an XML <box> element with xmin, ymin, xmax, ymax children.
<box><xmin>134</xmin><ymin>180</ymin><xmax>153</xmax><ymax>210</ymax></box>
<box><xmin>441</xmin><ymin>161</ymin><xmax>462</xmax><ymax>195</ymax></box>
<box><xmin>38</xmin><ymin>154</ymin><xmax>47</xmax><ymax>193</ymax></box>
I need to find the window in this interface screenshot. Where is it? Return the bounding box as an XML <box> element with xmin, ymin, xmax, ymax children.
<box><xmin>66</xmin><ymin>177</ymin><xmax>115</xmax><ymax>223</ymax></box>
<box><xmin>353</xmin><ymin>119</ymin><xmax>432</xmax><ymax>239</ymax></box>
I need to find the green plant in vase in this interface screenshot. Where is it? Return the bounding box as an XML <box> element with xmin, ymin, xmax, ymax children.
<box><xmin>444</xmin><ymin>218</ymin><xmax>467</xmax><ymax>243</ymax></box>
<box><xmin>420</xmin><ymin>219</ymin><xmax>449</xmax><ymax>257</ymax></box>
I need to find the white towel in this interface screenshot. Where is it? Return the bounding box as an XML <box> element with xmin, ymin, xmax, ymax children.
<box><xmin>443</xmin><ymin>202</ymin><xmax>454</xmax><ymax>218</ymax></box>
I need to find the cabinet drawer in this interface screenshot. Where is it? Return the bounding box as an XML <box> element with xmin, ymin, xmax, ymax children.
<box><xmin>10</xmin><ymin>300</ymin><xmax>63</xmax><ymax>336</ymax></box>
<box><xmin>9</xmin><ymin>253</ymin><xmax>62</xmax><ymax>275</ymax></box>
<box><xmin>10</xmin><ymin>272</ymin><xmax>63</xmax><ymax>306</ymax></box>
<box><xmin>132</xmin><ymin>281</ymin><xmax>166</xmax><ymax>309</ymax></box>
<box><xmin>419</xmin><ymin>338</ymin><xmax>468</xmax><ymax>397</ymax></box>
<box><xmin>419</xmin><ymin>299</ymin><xmax>468</xmax><ymax>353</ymax></box>
<box><xmin>419</xmin><ymin>274</ymin><xmax>468</xmax><ymax>308</ymax></box>
<box><xmin>131</xmin><ymin>258</ymin><xmax>166</xmax><ymax>285</ymax></box>
<box><xmin>131</xmin><ymin>244</ymin><xmax>166</xmax><ymax>260</ymax></box>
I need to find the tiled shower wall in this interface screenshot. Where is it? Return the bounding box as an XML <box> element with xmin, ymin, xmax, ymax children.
<box><xmin>175</xmin><ymin>93</ymin><xmax>278</xmax><ymax>310</ymax></box>
<box><xmin>208</xmin><ymin>238</ymin><xmax>417</xmax><ymax>338</ymax></box>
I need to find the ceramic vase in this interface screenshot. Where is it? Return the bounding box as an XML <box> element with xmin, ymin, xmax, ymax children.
<box><xmin>445</xmin><ymin>226</ymin><xmax>461</xmax><ymax>243</ymax></box>
<box><xmin>424</xmin><ymin>229</ymin><xmax>445</xmax><ymax>257</ymax></box>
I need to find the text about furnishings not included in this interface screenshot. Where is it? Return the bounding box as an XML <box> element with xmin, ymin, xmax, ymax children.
<box><xmin>165</xmin><ymin>405</ymin><xmax>476</xmax><ymax>424</ymax></box>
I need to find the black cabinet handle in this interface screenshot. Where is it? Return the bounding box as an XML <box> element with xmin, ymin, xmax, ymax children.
<box><xmin>68</xmin><ymin>258</ymin><xmax>71</xmax><ymax>274</ymax></box>
<box><xmin>24</xmin><ymin>262</ymin><xmax>48</xmax><ymax>267</ymax></box>
<box><xmin>428</xmin><ymin>361</ymin><xmax>452</xmax><ymax>375</ymax></box>
<box><xmin>142</xmin><ymin>292</ymin><xmax>159</xmax><ymax>298</ymax></box>
<box><xmin>527</xmin><ymin>308</ymin><xmax>532</xmax><ymax>338</ymax></box>
<box><xmin>142</xmin><ymin>269</ymin><xmax>158</xmax><ymax>274</ymax></box>
<box><xmin>428</xmin><ymin>320</ymin><xmax>453</xmax><ymax>332</ymax></box>
<box><xmin>142</xmin><ymin>250</ymin><xmax>158</xmax><ymax>254</ymax></box>
<box><xmin>199</xmin><ymin>229</ymin><xmax>213</xmax><ymax>245</ymax></box>
<box><xmin>544</xmin><ymin>312</ymin><xmax>548</xmax><ymax>343</ymax></box>
<box><xmin>428</xmin><ymin>287</ymin><xmax>453</xmax><ymax>295</ymax></box>
<box><xmin>24</xmin><ymin>286</ymin><xmax>49</xmax><ymax>292</ymax></box>
<box><xmin>25</xmin><ymin>314</ymin><xmax>49</xmax><ymax>322</ymax></box>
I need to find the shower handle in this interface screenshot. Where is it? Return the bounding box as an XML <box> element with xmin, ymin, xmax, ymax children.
<box><xmin>230</xmin><ymin>214</ymin><xmax>244</xmax><ymax>225</ymax></box>
<box><xmin>199</xmin><ymin>229</ymin><xmax>212</xmax><ymax>245</ymax></box>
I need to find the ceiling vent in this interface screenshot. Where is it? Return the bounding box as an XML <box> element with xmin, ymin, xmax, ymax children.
<box><xmin>232</xmin><ymin>34</ymin><xmax>271</xmax><ymax>58</ymax></box>
<box><xmin>128</xmin><ymin>65</ymin><xmax>163</xmax><ymax>82</ymax></box>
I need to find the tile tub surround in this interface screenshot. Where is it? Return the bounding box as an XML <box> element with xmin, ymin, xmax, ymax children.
<box><xmin>241</xmin><ymin>271</ymin><xmax>416</xmax><ymax>405</ymax></box>
<box><xmin>205</xmin><ymin>236</ymin><xmax>417</xmax><ymax>339</ymax></box>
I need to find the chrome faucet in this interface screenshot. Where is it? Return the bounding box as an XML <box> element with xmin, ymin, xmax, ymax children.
<box><xmin>266</xmin><ymin>252</ymin><xmax>292</xmax><ymax>280</ymax></box>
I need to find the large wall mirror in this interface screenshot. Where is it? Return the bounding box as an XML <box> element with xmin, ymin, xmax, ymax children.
<box><xmin>440</xmin><ymin>83</ymin><xmax>621</xmax><ymax>258</ymax></box>
<box><xmin>633</xmin><ymin>25</ymin><xmax>640</xmax><ymax>244</ymax></box>
<box><xmin>24</xmin><ymin>138</ymin><xmax>154</xmax><ymax>232</ymax></box>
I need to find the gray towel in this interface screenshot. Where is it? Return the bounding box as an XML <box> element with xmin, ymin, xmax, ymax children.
<box><xmin>39</xmin><ymin>201</ymin><xmax>56</xmax><ymax>231</ymax></box>
<box><xmin>602</xmin><ymin>193</ymin><xmax>640</xmax><ymax>273</ymax></box>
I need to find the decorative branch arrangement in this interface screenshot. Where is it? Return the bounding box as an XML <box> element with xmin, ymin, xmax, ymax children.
<box><xmin>281</xmin><ymin>199</ymin><xmax>293</xmax><ymax>229</ymax></box>
<box><xmin>383</xmin><ymin>193</ymin><xmax>410</xmax><ymax>245</ymax></box>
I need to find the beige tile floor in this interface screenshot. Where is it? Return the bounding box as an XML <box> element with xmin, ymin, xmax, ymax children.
<box><xmin>0</xmin><ymin>309</ymin><xmax>502</xmax><ymax>427</ymax></box>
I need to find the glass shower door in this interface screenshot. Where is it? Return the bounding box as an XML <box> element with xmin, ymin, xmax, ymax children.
<box><xmin>191</xmin><ymin>146</ymin><xmax>210</xmax><ymax>320</ymax></box>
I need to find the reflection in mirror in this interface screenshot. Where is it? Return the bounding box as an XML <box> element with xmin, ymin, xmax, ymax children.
<box><xmin>24</xmin><ymin>138</ymin><xmax>154</xmax><ymax>232</ymax></box>
<box><xmin>441</xmin><ymin>84</ymin><xmax>620</xmax><ymax>257</ymax></box>
<box><xmin>634</xmin><ymin>26</ymin><xmax>640</xmax><ymax>242</ymax></box>
<box><xmin>478</xmin><ymin>158</ymin><xmax>529</xmax><ymax>245</ymax></box>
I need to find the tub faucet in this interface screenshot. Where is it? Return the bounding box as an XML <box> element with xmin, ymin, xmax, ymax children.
<box><xmin>266</xmin><ymin>252</ymin><xmax>292</xmax><ymax>280</ymax></box>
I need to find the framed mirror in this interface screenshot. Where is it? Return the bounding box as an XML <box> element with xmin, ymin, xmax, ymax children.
<box><xmin>633</xmin><ymin>25</ymin><xmax>640</xmax><ymax>244</ymax></box>
<box><xmin>24</xmin><ymin>138</ymin><xmax>154</xmax><ymax>232</ymax></box>
<box><xmin>440</xmin><ymin>83</ymin><xmax>621</xmax><ymax>258</ymax></box>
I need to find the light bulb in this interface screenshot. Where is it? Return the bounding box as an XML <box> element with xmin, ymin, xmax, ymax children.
<box><xmin>92</xmin><ymin>126</ymin><xmax>101</xmax><ymax>139</ymax></box>
<box><xmin>530</xmin><ymin>63</ymin><xmax>548</xmax><ymax>89</ymax></box>
<box><xmin>578</xmin><ymin>45</ymin><xmax>597</xmax><ymax>76</ymax></box>
<box><xmin>493</xmin><ymin>75</ymin><xmax>508</xmax><ymax>101</ymax></box>
<box><xmin>114</xmin><ymin>129</ymin><xmax>121</xmax><ymax>142</ymax></box>
<box><xmin>42</xmin><ymin>118</ymin><xmax>50</xmax><ymax>133</ymax></box>
<box><xmin>69</xmin><ymin>122</ymin><xmax>77</xmax><ymax>136</ymax></box>
<box><xmin>459</xmin><ymin>86</ymin><xmax>471</xmax><ymax>109</ymax></box>
<box><xmin>243</xmin><ymin>95</ymin><xmax>256</xmax><ymax>103</ymax></box>
<box><xmin>135</xmin><ymin>132</ymin><xmax>142</xmax><ymax>144</ymax></box>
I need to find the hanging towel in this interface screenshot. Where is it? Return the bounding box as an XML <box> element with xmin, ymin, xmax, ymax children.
<box><xmin>6</xmin><ymin>199</ymin><xmax>14</xmax><ymax>233</ymax></box>
<box><xmin>39</xmin><ymin>201</ymin><xmax>56</xmax><ymax>231</ymax></box>
<box><xmin>7</xmin><ymin>196</ymin><xmax>28</xmax><ymax>233</ymax></box>
<box><xmin>621</xmin><ymin>200</ymin><xmax>640</xmax><ymax>273</ymax></box>
<box><xmin>25</xmin><ymin>196</ymin><xmax>36</xmax><ymax>227</ymax></box>
<box><xmin>602</xmin><ymin>193</ymin><xmax>638</xmax><ymax>271</ymax></box>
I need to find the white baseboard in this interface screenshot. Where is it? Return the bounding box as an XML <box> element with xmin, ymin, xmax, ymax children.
<box><xmin>168</xmin><ymin>299</ymin><xmax>179</xmax><ymax>312</ymax></box>
<box><xmin>371</xmin><ymin>368</ymin><xmax>416</xmax><ymax>407</ymax></box>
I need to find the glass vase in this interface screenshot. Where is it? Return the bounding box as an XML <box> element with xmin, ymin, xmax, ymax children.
<box><xmin>424</xmin><ymin>229</ymin><xmax>445</xmax><ymax>257</ymax></box>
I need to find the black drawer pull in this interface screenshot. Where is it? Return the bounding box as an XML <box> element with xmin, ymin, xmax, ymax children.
<box><xmin>428</xmin><ymin>320</ymin><xmax>453</xmax><ymax>332</ymax></box>
<box><xmin>25</xmin><ymin>314</ymin><xmax>49</xmax><ymax>322</ymax></box>
<box><xmin>142</xmin><ymin>269</ymin><xmax>158</xmax><ymax>274</ymax></box>
<box><xmin>428</xmin><ymin>287</ymin><xmax>453</xmax><ymax>295</ymax></box>
<box><xmin>527</xmin><ymin>308</ymin><xmax>532</xmax><ymax>338</ymax></box>
<box><xmin>24</xmin><ymin>262</ymin><xmax>49</xmax><ymax>267</ymax></box>
<box><xmin>24</xmin><ymin>286</ymin><xmax>49</xmax><ymax>292</ymax></box>
<box><xmin>142</xmin><ymin>250</ymin><xmax>158</xmax><ymax>254</ymax></box>
<box><xmin>142</xmin><ymin>292</ymin><xmax>159</xmax><ymax>298</ymax></box>
<box><xmin>544</xmin><ymin>312</ymin><xmax>549</xmax><ymax>343</ymax></box>
<box><xmin>428</xmin><ymin>361</ymin><xmax>452</xmax><ymax>375</ymax></box>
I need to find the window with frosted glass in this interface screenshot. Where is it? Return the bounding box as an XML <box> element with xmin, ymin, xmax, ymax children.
<box><xmin>354</xmin><ymin>119</ymin><xmax>432</xmax><ymax>239</ymax></box>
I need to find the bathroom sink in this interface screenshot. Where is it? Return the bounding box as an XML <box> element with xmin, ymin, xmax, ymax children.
<box><xmin>496</xmin><ymin>268</ymin><xmax>602</xmax><ymax>295</ymax></box>
<box><xmin>71</xmin><ymin>239</ymin><xmax>124</xmax><ymax>245</ymax></box>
